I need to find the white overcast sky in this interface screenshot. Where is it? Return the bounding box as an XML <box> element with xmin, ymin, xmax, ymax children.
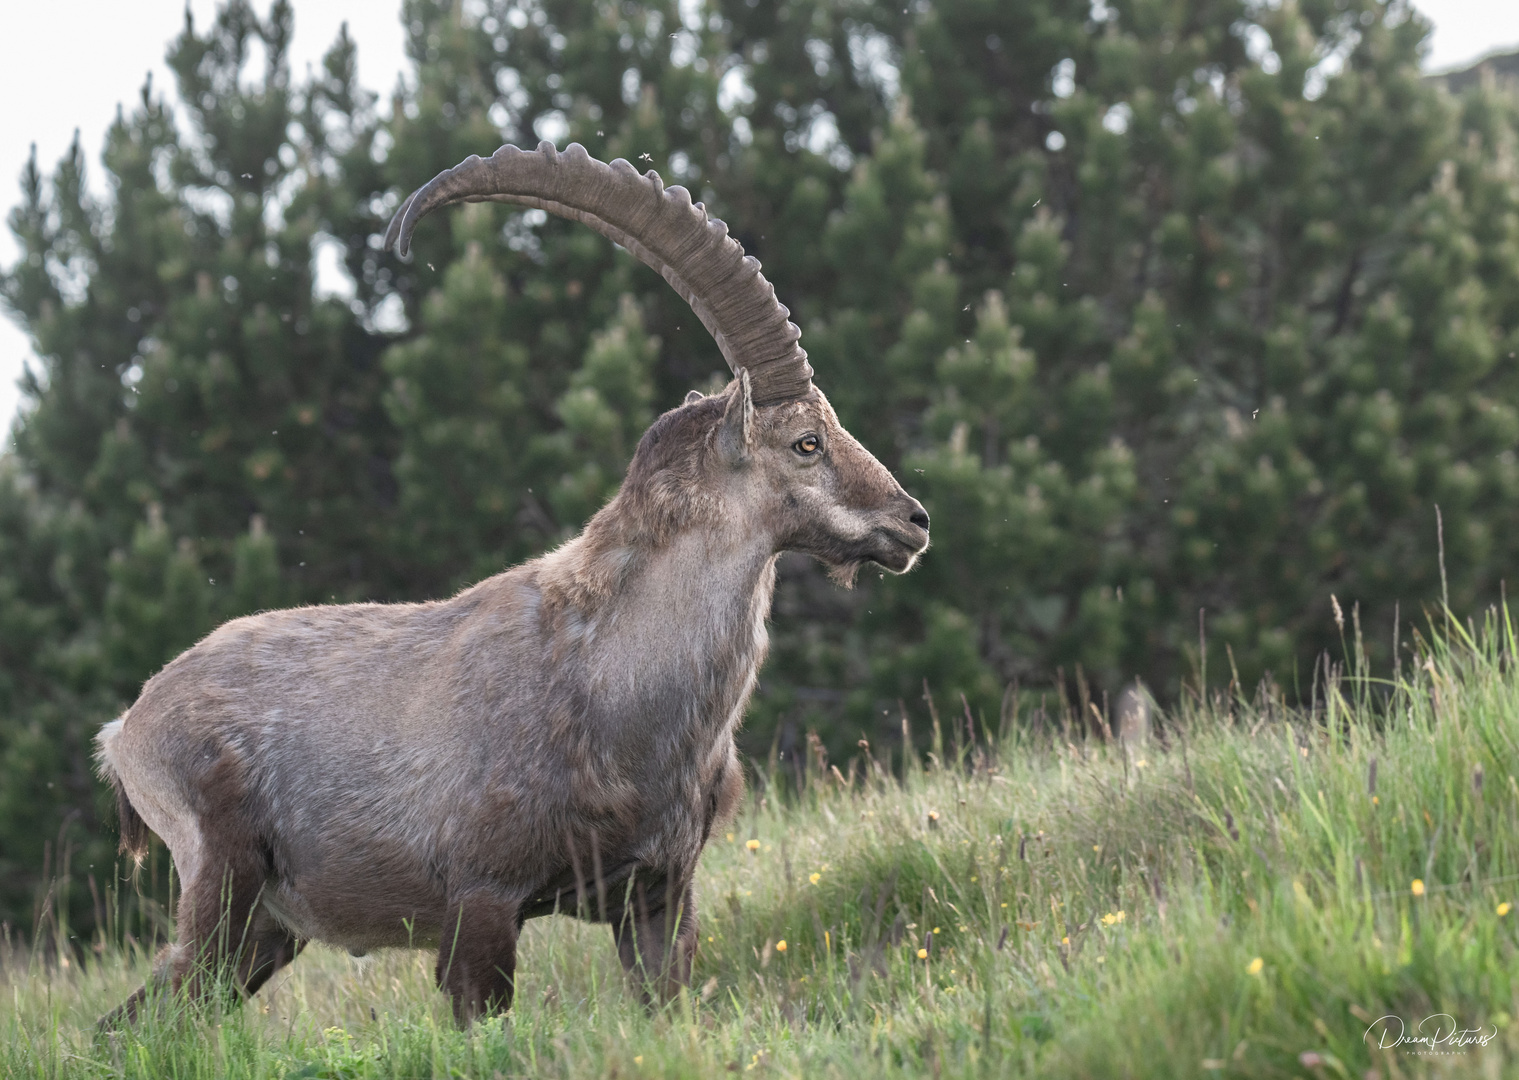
<box><xmin>1</xmin><ymin>1</ymin><xmax>1518</xmax><ymax>445</ymax></box>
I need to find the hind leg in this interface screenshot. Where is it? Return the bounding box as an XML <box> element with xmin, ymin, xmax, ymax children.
<box><xmin>170</xmin><ymin>842</ymin><xmax>272</xmax><ymax>1001</ymax></box>
<box><xmin>236</xmin><ymin>906</ymin><xmax>304</xmax><ymax>997</ymax></box>
<box><xmin>100</xmin><ymin>837</ymin><xmax>283</xmax><ymax>1027</ymax></box>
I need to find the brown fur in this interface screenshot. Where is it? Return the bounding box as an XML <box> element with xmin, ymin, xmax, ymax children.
<box><xmin>94</xmin><ymin>375</ymin><xmax>927</xmax><ymax>1026</ymax></box>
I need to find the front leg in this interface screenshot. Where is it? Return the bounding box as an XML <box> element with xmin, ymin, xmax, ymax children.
<box><xmin>436</xmin><ymin>889</ymin><xmax>521</xmax><ymax>1026</ymax></box>
<box><xmin>612</xmin><ymin>873</ymin><xmax>697</xmax><ymax>1004</ymax></box>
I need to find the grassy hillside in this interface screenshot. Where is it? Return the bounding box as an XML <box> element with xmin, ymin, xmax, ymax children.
<box><xmin>5</xmin><ymin>614</ymin><xmax>1518</xmax><ymax>1078</ymax></box>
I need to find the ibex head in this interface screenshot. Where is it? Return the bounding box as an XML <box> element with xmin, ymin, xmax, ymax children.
<box><xmin>385</xmin><ymin>142</ymin><xmax>927</xmax><ymax>582</ymax></box>
<box><xmin>668</xmin><ymin>375</ymin><xmax>928</xmax><ymax>584</ymax></box>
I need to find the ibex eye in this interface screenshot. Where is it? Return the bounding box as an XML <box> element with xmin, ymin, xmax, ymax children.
<box><xmin>794</xmin><ymin>435</ymin><xmax>820</xmax><ymax>455</ymax></box>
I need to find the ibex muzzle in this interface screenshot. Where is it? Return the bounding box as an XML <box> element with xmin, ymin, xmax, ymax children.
<box><xmin>96</xmin><ymin>142</ymin><xmax>927</xmax><ymax>1027</ymax></box>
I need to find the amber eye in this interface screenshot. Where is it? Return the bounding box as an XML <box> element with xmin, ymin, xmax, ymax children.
<box><xmin>794</xmin><ymin>434</ymin><xmax>820</xmax><ymax>455</ymax></box>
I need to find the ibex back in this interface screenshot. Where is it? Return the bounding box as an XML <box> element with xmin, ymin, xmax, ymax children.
<box><xmin>96</xmin><ymin>142</ymin><xmax>928</xmax><ymax>1026</ymax></box>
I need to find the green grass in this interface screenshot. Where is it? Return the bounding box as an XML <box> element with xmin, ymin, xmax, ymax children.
<box><xmin>6</xmin><ymin>613</ymin><xmax>1519</xmax><ymax>1078</ymax></box>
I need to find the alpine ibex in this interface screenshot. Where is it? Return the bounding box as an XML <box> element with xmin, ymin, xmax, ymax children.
<box><xmin>96</xmin><ymin>141</ymin><xmax>929</xmax><ymax>1026</ymax></box>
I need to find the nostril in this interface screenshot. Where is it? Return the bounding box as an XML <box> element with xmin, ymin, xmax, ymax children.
<box><xmin>909</xmin><ymin>509</ymin><xmax>930</xmax><ymax>530</ymax></box>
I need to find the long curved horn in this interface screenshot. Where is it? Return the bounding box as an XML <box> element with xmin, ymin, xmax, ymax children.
<box><xmin>383</xmin><ymin>141</ymin><xmax>813</xmax><ymax>406</ymax></box>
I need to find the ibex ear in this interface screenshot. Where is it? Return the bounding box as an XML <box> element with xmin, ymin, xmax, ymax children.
<box><xmin>717</xmin><ymin>369</ymin><xmax>753</xmax><ymax>464</ymax></box>
<box><xmin>684</xmin><ymin>389</ymin><xmax>705</xmax><ymax>405</ymax></box>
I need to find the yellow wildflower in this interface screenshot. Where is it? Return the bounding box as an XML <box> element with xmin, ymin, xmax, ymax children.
<box><xmin>1246</xmin><ymin>957</ymin><xmax>1264</xmax><ymax>976</ymax></box>
<box><xmin>775</xmin><ymin>940</ymin><xmax>787</xmax><ymax>952</ymax></box>
<box><xmin>916</xmin><ymin>948</ymin><xmax>928</xmax><ymax>959</ymax></box>
<box><xmin>746</xmin><ymin>838</ymin><xmax>761</xmax><ymax>851</ymax></box>
<box><xmin>1411</xmin><ymin>879</ymin><xmax>1425</xmax><ymax>897</ymax></box>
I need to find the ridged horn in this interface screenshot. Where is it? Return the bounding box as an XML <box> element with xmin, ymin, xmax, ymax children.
<box><xmin>383</xmin><ymin>141</ymin><xmax>814</xmax><ymax>406</ymax></box>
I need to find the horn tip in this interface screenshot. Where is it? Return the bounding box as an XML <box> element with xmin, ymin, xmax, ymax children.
<box><xmin>391</xmin><ymin>222</ymin><xmax>415</xmax><ymax>260</ymax></box>
<box><xmin>383</xmin><ymin>191</ymin><xmax>415</xmax><ymax>257</ymax></box>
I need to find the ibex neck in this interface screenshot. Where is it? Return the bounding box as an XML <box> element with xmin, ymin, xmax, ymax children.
<box><xmin>538</xmin><ymin>517</ymin><xmax>778</xmax><ymax>733</ymax></box>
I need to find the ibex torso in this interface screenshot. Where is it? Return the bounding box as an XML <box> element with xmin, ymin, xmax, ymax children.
<box><xmin>107</xmin><ymin>519</ymin><xmax>767</xmax><ymax>955</ymax></box>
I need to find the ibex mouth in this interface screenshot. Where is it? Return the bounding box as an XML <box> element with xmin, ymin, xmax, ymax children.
<box><xmin>871</xmin><ymin>525</ymin><xmax>930</xmax><ymax>573</ymax></box>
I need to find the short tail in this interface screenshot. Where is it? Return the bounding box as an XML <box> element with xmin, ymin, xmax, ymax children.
<box><xmin>95</xmin><ymin>717</ymin><xmax>150</xmax><ymax>862</ymax></box>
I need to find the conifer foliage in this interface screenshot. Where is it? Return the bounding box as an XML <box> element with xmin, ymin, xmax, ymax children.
<box><xmin>3</xmin><ymin>0</ymin><xmax>1518</xmax><ymax>934</ymax></box>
